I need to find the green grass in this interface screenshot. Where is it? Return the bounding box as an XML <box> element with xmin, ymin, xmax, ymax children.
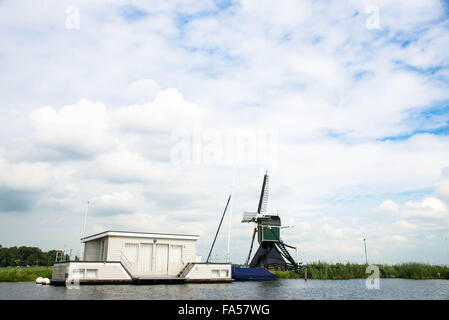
<box><xmin>272</xmin><ymin>262</ymin><xmax>449</xmax><ymax>280</ymax></box>
<box><xmin>0</xmin><ymin>266</ymin><xmax>53</xmax><ymax>282</ymax></box>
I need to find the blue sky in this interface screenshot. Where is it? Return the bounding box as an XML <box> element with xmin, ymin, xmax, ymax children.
<box><xmin>1</xmin><ymin>0</ymin><xmax>449</xmax><ymax>265</ymax></box>
<box><xmin>119</xmin><ymin>5</ymin><xmax>150</xmax><ymax>22</ymax></box>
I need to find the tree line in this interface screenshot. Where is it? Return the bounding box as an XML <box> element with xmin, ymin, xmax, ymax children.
<box><xmin>0</xmin><ymin>244</ymin><xmax>71</xmax><ymax>267</ymax></box>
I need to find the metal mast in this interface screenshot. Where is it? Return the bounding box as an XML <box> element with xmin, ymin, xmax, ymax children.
<box><xmin>226</xmin><ymin>170</ymin><xmax>236</xmax><ymax>263</ymax></box>
<box><xmin>206</xmin><ymin>194</ymin><xmax>232</xmax><ymax>263</ymax></box>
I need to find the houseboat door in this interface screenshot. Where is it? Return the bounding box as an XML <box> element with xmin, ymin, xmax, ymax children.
<box><xmin>155</xmin><ymin>244</ymin><xmax>169</xmax><ymax>274</ymax></box>
<box><xmin>140</xmin><ymin>243</ymin><xmax>153</xmax><ymax>273</ymax></box>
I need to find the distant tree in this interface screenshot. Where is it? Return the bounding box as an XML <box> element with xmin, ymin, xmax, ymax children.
<box><xmin>0</xmin><ymin>246</ymin><xmax>72</xmax><ymax>267</ymax></box>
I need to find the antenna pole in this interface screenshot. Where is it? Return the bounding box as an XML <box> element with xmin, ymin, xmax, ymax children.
<box><xmin>206</xmin><ymin>194</ymin><xmax>232</xmax><ymax>263</ymax></box>
<box><xmin>81</xmin><ymin>201</ymin><xmax>90</xmax><ymax>261</ymax></box>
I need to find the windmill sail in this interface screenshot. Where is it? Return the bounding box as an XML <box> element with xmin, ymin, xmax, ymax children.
<box><xmin>241</xmin><ymin>212</ymin><xmax>257</xmax><ymax>223</ymax></box>
<box><xmin>257</xmin><ymin>172</ymin><xmax>269</xmax><ymax>214</ymax></box>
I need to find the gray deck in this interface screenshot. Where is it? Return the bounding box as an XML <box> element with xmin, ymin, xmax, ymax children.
<box><xmin>52</xmin><ymin>277</ymin><xmax>234</xmax><ymax>285</ymax></box>
<box><xmin>133</xmin><ymin>277</ymin><xmax>186</xmax><ymax>284</ymax></box>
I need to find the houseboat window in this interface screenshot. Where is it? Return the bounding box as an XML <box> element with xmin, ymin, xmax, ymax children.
<box><xmin>211</xmin><ymin>270</ymin><xmax>220</xmax><ymax>278</ymax></box>
<box><xmin>72</xmin><ymin>269</ymin><xmax>84</xmax><ymax>278</ymax></box>
<box><xmin>86</xmin><ymin>269</ymin><xmax>97</xmax><ymax>279</ymax></box>
<box><xmin>124</xmin><ymin>243</ymin><xmax>139</xmax><ymax>263</ymax></box>
<box><xmin>170</xmin><ymin>245</ymin><xmax>182</xmax><ymax>264</ymax></box>
<box><xmin>155</xmin><ymin>244</ymin><xmax>169</xmax><ymax>272</ymax></box>
<box><xmin>220</xmin><ymin>270</ymin><xmax>229</xmax><ymax>277</ymax></box>
<box><xmin>140</xmin><ymin>243</ymin><xmax>153</xmax><ymax>272</ymax></box>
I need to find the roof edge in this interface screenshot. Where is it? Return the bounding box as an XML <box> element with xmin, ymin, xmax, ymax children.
<box><xmin>81</xmin><ymin>230</ymin><xmax>200</xmax><ymax>242</ymax></box>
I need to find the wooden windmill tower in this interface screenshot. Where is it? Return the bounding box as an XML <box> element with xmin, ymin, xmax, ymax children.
<box><xmin>242</xmin><ymin>172</ymin><xmax>302</xmax><ymax>271</ymax></box>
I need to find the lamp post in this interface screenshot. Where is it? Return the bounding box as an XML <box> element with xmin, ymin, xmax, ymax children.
<box><xmin>363</xmin><ymin>238</ymin><xmax>368</xmax><ymax>265</ymax></box>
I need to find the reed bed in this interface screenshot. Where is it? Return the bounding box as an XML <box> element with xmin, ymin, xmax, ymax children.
<box><xmin>272</xmin><ymin>262</ymin><xmax>449</xmax><ymax>280</ymax></box>
<box><xmin>0</xmin><ymin>266</ymin><xmax>53</xmax><ymax>282</ymax></box>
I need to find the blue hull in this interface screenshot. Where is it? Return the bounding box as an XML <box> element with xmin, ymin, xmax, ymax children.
<box><xmin>231</xmin><ymin>267</ymin><xmax>276</xmax><ymax>280</ymax></box>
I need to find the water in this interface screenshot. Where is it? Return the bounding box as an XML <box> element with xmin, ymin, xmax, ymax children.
<box><xmin>1</xmin><ymin>279</ymin><xmax>449</xmax><ymax>300</ymax></box>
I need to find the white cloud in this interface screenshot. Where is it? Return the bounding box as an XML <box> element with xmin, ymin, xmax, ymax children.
<box><xmin>90</xmin><ymin>191</ymin><xmax>139</xmax><ymax>215</ymax></box>
<box><xmin>88</xmin><ymin>150</ymin><xmax>169</xmax><ymax>184</ymax></box>
<box><xmin>392</xmin><ymin>220</ymin><xmax>417</xmax><ymax>229</ymax></box>
<box><xmin>380</xmin><ymin>234</ymin><xmax>409</xmax><ymax>244</ymax></box>
<box><xmin>125</xmin><ymin>79</ymin><xmax>161</xmax><ymax>103</ymax></box>
<box><xmin>402</xmin><ymin>197</ymin><xmax>449</xmax><ymax>219</ymax></box>
<box><xmin>30</xmin><ymin>99</ymin><xmax>113</xmax><ymax>157</ymax></box>
<box><xmin>435</xmin><ymin>168</ymin><xmax>449</xmax><ymax>203</ymax></box>
<box><xmin>0</xmin><ymin>149</ymin><xmax>51</xmax><ymax>191</ymax></box>
<box><xmin>376</xmin><ymin>200</ymin><xmax>399</xmax><ymax>213</ymax></box>
<box><xmin>114</xmin><ymin>88</ymin><xmax>204</xmax><ymax>132</ymax></box>
<box><xmin>241</xmin><ymin>0</ymin><xmax>313</xmax><ymax>27</ymax></box>
<box><xmin>322</xmin><ymin>223</ymin><xmax>345</xmax><ymax>238</ymax></box>
<box><xmin>287</xmin><ymin>53</ymin><xmax>341</xmax><ymax>86</ymax></box>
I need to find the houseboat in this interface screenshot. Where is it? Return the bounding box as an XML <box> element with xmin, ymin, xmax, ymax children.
<box><xmin>51</xmin><ymin>230</ymin><xmax>232</xmax><ymax>285</ymax></box>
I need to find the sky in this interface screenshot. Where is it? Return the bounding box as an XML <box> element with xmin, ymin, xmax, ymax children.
<box><xmin>1</xmin><ymin>0</ymin><xmax>449</xmax><ymax>265</ymax></box>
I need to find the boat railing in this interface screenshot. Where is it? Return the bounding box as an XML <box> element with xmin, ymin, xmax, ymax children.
<box><xmin>177</xmin><ymin>262</ymin><xmax>194</xmax><ymax>278</ymax></box>
<box><xmin>112</xmin><ymin>250</ymin><xmax>137</xmax><ymax>277</ymax></box>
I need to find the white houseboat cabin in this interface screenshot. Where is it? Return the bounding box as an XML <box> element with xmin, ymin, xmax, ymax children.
<box><xmin>51</xmin><ymin>230</ymin><xmax>232</xmax><ymax>285</ymax></box>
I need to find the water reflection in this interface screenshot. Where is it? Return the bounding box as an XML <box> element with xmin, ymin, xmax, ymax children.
<box><xmin>1</xmin><ymin>279</ymin><xmax>449</xmax><ymax>300</ymax></box>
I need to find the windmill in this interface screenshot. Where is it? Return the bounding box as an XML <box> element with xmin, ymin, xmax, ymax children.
<box><xmin>242</xmin><ymin>171</ymin><xmax>302</xmax><ymax>271</ymax></box>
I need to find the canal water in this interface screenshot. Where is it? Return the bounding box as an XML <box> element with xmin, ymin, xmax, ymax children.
<box><xmin>1</xmin><ymin>279</ymin><xmax>449</xmax><ymax>300</ymax></box>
